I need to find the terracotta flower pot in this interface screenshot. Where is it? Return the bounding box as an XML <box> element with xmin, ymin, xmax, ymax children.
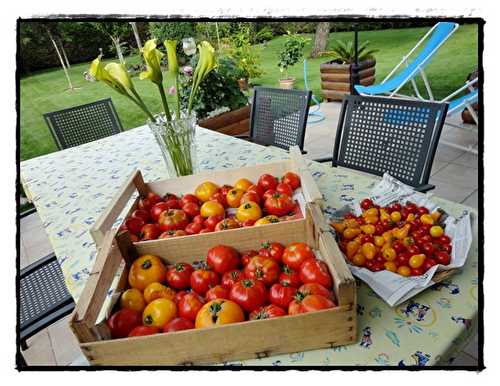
<box><xmin>279</xmin><ymin>78</ymin><xmax>295</xmax><ymax>90</ymax></box>
<box><xmin>238</xmin><ymin>78</ymin><xmax>248</xmax><ymax>91</ymax></box>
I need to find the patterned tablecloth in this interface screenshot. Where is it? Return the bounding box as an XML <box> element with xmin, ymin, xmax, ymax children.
<box><xmin>20</xmin><ymin>126</ymin><xmax>479</xmax><ymax>366</ymax></box>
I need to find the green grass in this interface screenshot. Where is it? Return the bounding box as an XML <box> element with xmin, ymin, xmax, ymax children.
<box><xmin>20</xmin><ymin>24</ymin><xmax>478</xmax><ymax>161</ymax></box>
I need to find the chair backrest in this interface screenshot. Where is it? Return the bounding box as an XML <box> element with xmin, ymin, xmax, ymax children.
<box><xmin>332</xmin><ymin>95</ymin><xmax>448</xmax><ymax>189</ymax></box>
<box><xmin>44</xmin><ymin>98</ymin><xmax>123</xmax><ymax>150</ymax></box>
<box><xmin>250</xmin><ymin>87</ymin><xmax>312</xmax><ymax>151</ymax></box>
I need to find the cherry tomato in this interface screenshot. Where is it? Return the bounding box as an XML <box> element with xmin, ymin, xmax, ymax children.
<box><xmin>282</xmin><ymin>242</ymin><xmax>315</xmax><ymax>270</ymax></box>
<box><xmin>166</xmin><ymin>262</ymin><xmax>193</xmax><ymax>290</ymax></box>
<box><xmin>124</xmin><ymin>217</ymin><xmax>145</xmax><ymax>236</ymax></box>
<box><xmin>204</xmin><ymin>215</ymin><xmax>224</xmax><ymax>230</ymax></box>
<box><xmin>190</xmin><ymin>268</ymin><xmax>220</xmax><ymax>296</ymax></box>
<box><xmin>158</xmin><ymin>209</ymin><xmax>189</xmax><ymax>232</ymax></box>
<box><xmin>279</xmin><ymin>265</ymin><xmax>301</xmax><ymax>287</ymax></box>
<box><xmin>185</xmin><ymin>222</ymin><xmax>203</xmax><ymax>235</ymax></box>
<box><xmin>195</xmin><ymin>181</ymin><xmax>220</xmax><ymax>203</ymax></box>
<box><xmin>178</xmin><ymin>292</ymin><xmax>205</xmax><ymax>322</ymax></box>
<box><xmin>360</xmin><ymin>198</ymin><xmax>374</xmax><ymax>210</ymax></box>
<box><xmin>182</xmin><ymin>202</ymin><xmax>200</xmax><ymax>219</ymax></box>
<box><xmin>269</xmin><ymin>283</ymin><xmax>297</xmax><ymax>308</ymax></box>
<box><xmin>411</xmin><ymin>267</ymin><xmax>424</xmax><ymax>276</ymax></box>
<box><xmin>392</xmin><ymin>240</ymin><xmax>405</xmax><ymax>253</ymax></box>
<box><xmin>163</xmin><ymin>317</ymin><xmax>194</xmax><ymax>333</ymax></box>
<box><xmin>360</xmin><ymin>234</ymin><xmax>374</xmax><ymax>244</ymax></box>
<box><xmin>417</xmin><ymin>207</ymin><xmax>430</xmax><ymax>216</ymax></box>
<box><xmin>421</xmin><ymin>242</ymin><xmax>435</xmax><ymax>257</ymax></box>
<box><xmin>396</xmin><ymin>252</ymin><xmax>411</xmax><ymax>267</ymax></box>
<box><xmin>258</xmin><ymin>242</ymin><xmax>285</xmax><ymax>263</ymax></box>
<box><xmin>244</xmin><ymin>255</ymin><xmax>280</xmax><ymax>286</ymax></box>
<box><xmin>388</xmin><ymin>202</ymin><xmax>402</xmax><ymax>213</ymax></box>
<box><xmin>195</xmin><ymin>299</ymin><xmax>245</xmax><ymax>328</ymax></box>
<box><xmin>128</xmin><ymin>255</ymin><xmax>167</xmax><ymax>291</ymax></box>
<box><xmin>128</xmin><ymin>325</ymin><xmax>160</xmax><ymax>337</ymax></box>
<box><xmin>435</xmin><ymin>251</ymin><xmax>451</xmax><ymax>266</ymax></box>
<box><xmin>299</xmin><ymin>258</ymin><xmax>332</xmax><ymax>288</ymax></box>
<box><xmin>405</xmin><ymin>202</ymin><xmax>417</xmax><ymax>213</ymax></box>
<box><xmin>258</xmin><ymin>174</ymin><xmax>278</xmax><ymax>192</ymax></box>
<box><xmin>221</xmin><ymin>269</ymin><xmax>244</xmax><ymax>289</ymax></box>
<box><xmin>179</xmin><ymin>193</ymin><xmax>199</xmax><ymax>207</ymax></box>
<box><xmin>422</xmin><ymin>258</ymin><xmax>438</xmax><ymax>272</ymax></box>
<box><xmin>441</xmin><ymin>243</ymin><xmax>452</xmax><ymax>254</ymax></box>
<box><xmin>249</xmin><ymin>304</ymin><xmax>287</xmax><ymax>320</ymax></box>
<box><xmin>382</xmin><ymin>247</ymin><xmax>397</xmax><ymax>261</ymax></box>
<box><xmin>409</xmin><ymin>253</ymin><xmax>426</xmax><ymax>269</ymax></box>
<box><xmin>142</xmin><ymin>298</ymin><xmax>177</xmax><ymax>328</ymax></box>
<box><xmin>140</xmin><ymin>223</ymin><xmax>160</xmax><ymax>241</ymax></box>
<box><xmin>438</xmin><ymin>235</ymin><xmax>451</xmax><ymax>244</ymax></box>
<box><xmin>206</xmin><ymin>245</ymin><xmax>240</xmax><ymax>274</ymax></box>
<box><xmin>430</xmin><ymin>225</ymin><xmax>445</xmax><ymax>238</ymax></box>
<box><xmin>241</xmin><ymin>250</ymin><xmax>258</xmax><ymax>266</ymax></box>
<box><xmin>281</xmin><ymin>172</ymin><xmax>301</xmax><ymax>190</ymax></box>
<box><xmin>236</xmin><ymin>201</ymin><xmax>262</xmax><ymax>222</ymax></box>
<box><xmin>407</xmin><ymin>245</ymin><xmax>421</xmax><ymax>256</ymax></box>
<box><xmin>230</xmin><ymin>278</ymin><xmax>268</xmax><ymax>312</ymax></box>
<box><xmin>288</xmin><ymin>293</ymin><xmax>335</xmax><ymax>315</ymax></box>
<box><xmin>205</xmin><ymin>285</ymin><xmax>230</xmax><ymax>301</ymax></box>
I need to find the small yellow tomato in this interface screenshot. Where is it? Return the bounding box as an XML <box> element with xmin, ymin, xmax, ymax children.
<box><xmin>384</xmin><ymin>261</ymin><xmax>398</xmax><ymax>272</ymax></box>
<box><xmin>143</xmin><ymin>298</ymin><xmax>177</xmax><ymax>328</ymax></box>
<box><xmin>332</xmin><ymin>222</ymin><xmax>346</xmax><ymax>233</ymax></box>
<box><xmin>344</xmin><ymin>219</ymin><xmax>360</xmax><ymax>229</ymax></box>
<box><xmin>382</xmin><ymin>247</ymin><xmax>397</xmax><ymax>261</ymax></box>
<box><xmin>346</xmin><ymin>240</ymin><xmax>361</xmax><ymax>259</ymax></box>
<box><xmin>120</xmin><ymin>288</ymin><xmax>146</xmax><ymax>312</ymax></box>
<box><xmin>409</xmin><ymin>254</ymin><xmax>426</xmax><ymax>269</ymax></box>
<box><xmin>200</xmin><ymin>200</ymin><xmax>225</xmax><ymax>218</ymax></box>
<box><xmin>390</xmin><ymin>211</ymin><xmax>401</xmax><ymax>222</ymax></box>
<box><xmin>226</xmin><ymin>188</ymin><xmax>245</xmax><ymax>208</ymax></box>
<box><xmin>363</xmin><ymin>207</ymin><xmax>379</xmax><ymax>218</ymax></box>
<box><xmin>382</xmin><ymin>231</ymin><xmax>395</xmax><ymax>244</ymax></box>
<box><xmin>379</xmin><ymin>209</ymin><xmax>391</xmax><ymax>221</ymax></box>
<box><xmin>352</xmin><ymin>253</ymin><xmax>366</xmax><ymax>267</ymax></box>
<box><xmin>234</xmin><ymin>178</ymin><xmax>253</xmax><ymax>192</ymax></box>
<box><xmin>236</xmin><ymin>201</ymin><xmax>262</xmax><ymax>222</ymax></box>
<box><xmin>343</xmin><ymin>227</ymin><xmax>361</xmax><ymax>240</ymax></box>
<box><xmin>429</xmin><ymin>225</ymin><xmax>444</xmax><ymax>238</ymax></box>
<box><xmin>431</xmin><ymin>211</ymin><xmax>441</xmax><ymax>222</ymax></box>
<box><xmin>420</xmin><ymin>214</ymin><xmax>434</xmax><ymax>225</ymax></box>
<box><xmin>402</xmin><ymin>236</ymin><xmax>415</xmax><ymax>248</ymax></box>
<box><xmin>360</xmin><ymin>224</ymin><xmax>376</xmax><ymax>235</ymax></box>
<box><xmin>397</xmin><ymin>266</ymin><xmax>411</xmax><ymax>277</ymax></box>
<box><xmin>143</xmin><ymin>282</ymin><xmax>176</xmax><ymax>304</ymax></box>
<box><xmin>361</xmin><ymin>242</ymin><xmax>377</xmax><ymax>260</ymax></box>
<box><xmin>406</xmin><ymin>213</ymin><xmax>416</xmax><ymax>222</ymax></box>
<box><xmin>254</xmin><ymin>215</ymin><xmax>279</xmax><ymax>226</ymax></box>
<box><xmin>374</xmin><ymin>235</ymin><xmax>385</xmax><ymax>247</ymax></box>
<box><xmin>364</xmin><ymin>215</ymin><xmax>379</xmax><ymax>225</ymax></box>
<box><xmin>195</xmin><ymin>181</ymin><xmax>220</xmax><ymax>202</ymax></box>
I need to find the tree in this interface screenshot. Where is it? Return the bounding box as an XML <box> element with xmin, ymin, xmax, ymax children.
<box><xmin>310</xmin><ymin>22</ymin><xmax>331</xmax><ymax>58</ymax></box>
<box><xmin>92</xmin><ymin>22</ymin><xmax>131</xmax><ymax>64</ymax></box>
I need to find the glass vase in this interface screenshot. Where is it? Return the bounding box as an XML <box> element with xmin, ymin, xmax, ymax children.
<box><xmin>148</xmin><ymin>112</ymin><xmax>198</xmax><ymax>177</ymax></box>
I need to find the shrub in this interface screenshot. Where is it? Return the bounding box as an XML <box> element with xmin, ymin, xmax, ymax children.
<box><xmin>148</xmin><ymin>22</ymin><xmax>196</xmax><ymax>63</ymax></box>
<box><xmin>277</xmin><ymin>33</ymin><xmax>310</xmax><ymax>79</ymax></box>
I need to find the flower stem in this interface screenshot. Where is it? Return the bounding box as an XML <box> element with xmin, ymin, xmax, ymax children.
<box><xmin>126</xmin><ymin>93</ymin><xmax>155</xmax><ymax>121</ymax></box>
<box><xmin>174</xmin><ymin>75</ymin><xmax>181</xmax><ymax>120</ymax></box>
<box><xmin>158</xmin><ymin>84</ymin><xmax>172</xmax><ymax>122</ymax></box>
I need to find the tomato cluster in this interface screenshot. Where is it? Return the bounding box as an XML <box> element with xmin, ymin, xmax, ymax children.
<box><xmin>332</xmin><ymin>198</ymin><xmax>453</xmax><ymax>277</ymax></box>
<box><xmin>120</xmin><ymin>172</ymin><xmax>303</xmax><ymax>242</ymax></box>
<box><xmin>107</xmin><ymin>241</ymin><xmax>337</xmax><ymax>339</ymax></box>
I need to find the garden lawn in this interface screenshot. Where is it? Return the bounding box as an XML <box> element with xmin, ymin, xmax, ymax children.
<box><xmin>20</xmin><ymin>24</ymin><xmax>478</xmax><ymax>161</ymax></box>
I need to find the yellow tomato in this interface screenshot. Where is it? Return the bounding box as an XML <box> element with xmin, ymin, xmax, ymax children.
<box><xmin>364</xmin><ymin>216</ymin><xmax>379</xmax><ymax>225</ymax></box>
<box><xmin>195</xmin><ymin>181</ymin><xmax>220</xmax><ymax>202</ymax></box>
<box><xmin>346</xmin><ymin>240</ymin><xmax>361</xmax><ymax>259</ymax></box>
<box><xmin>390</xmin><ymin>211</ymin><xmax>401</xmax><ymax>222</ymax></box>
<box><xmin>195</xmin><ymin>299</ymin><xmax>244</xmax><ymax>328</ymax></box>
<box><xmin>343</xmin><ymin>228</ymin><xmax>361</xmax><ymax>240</ymax></box>
<box><xmin>120</xmin><ymin>288</ymin><xmax>146</xmax><ymax>312</ymax></box>
<box><xmin>226</xmin><ymin>188</ymin><xmax>245</xmax><ymax>208</ymax></box>
<box><xmin>361</xmin><ymin>242</ymin><xmax>377</xmax><ymax>260</ymax></box>
<box><xmin>431</xmin><ymin>211</ymin><xmax>441</xmax><ymax>222</ymax></box>
<box><xmin>128</xmin><ymin>255</ymin><xmax>167</xmax><ymax>291</ymax></box>
<box><xmin>393</xmin><ymin>224</ymin><xmax>411</xmax><ymax>240</ymax></box>
<box><xmin>402</xmin><ymin>237</ymin><xmax>415</xmax><ymax>248</ymax></box>
<box><xmin>397</xmin><ymin>266</ymin><xmax>411</xmax><ymax>277</ymax></box>
<box><xmin>430</xmin><ymin>225</ymin><xmax>444</xmax><ymax>238</ymax></box>
<box><xmin>379</xmin><ymin>209</ymin><xmax>391</xmax><ymax>221</ymax></box>
<box><xmin>352</xmin><ymin>253</ymin><xmax>366</xmax><ymax>267</ymax></box>
<box><xmin>344</xmin><ymin>219</ymin><xmax>360</xmax><ymax>229</ymax></box>
<box><xmin>254</xmin><ymin>215</ymin><xmax>280</xmax><ymax>226</ymax></box>
<box><xmin>143</xmin><ymin>298</ymin><xmax>177</xmax><ymax>328</ymax></box>
<box><xmin>360</xmin><ymin>224</ymin><xmax>376</xmax><ymax>235</ymax></box>
<box><xmin>363</xmin><ymin>207</ymin><xmax>379</xmax><ymax>218</ymax></box>
<box><xmin>236</xmin><ymin>201</ymin><xmax>262</xmax><ymax>222</ymax></box>
<box><xmin>234</xmin><ymin>178</ymin><xmax>253</xmax><ymax>192</ymax></box>
<box><xmin>200</xmin><ymin>200</ymin><xmax>225</xmax><ymax>218</ymax></box>
<box><xmin>420</xmin><ymin>214</ymin><xmax>434</xmax><ymax>225</ymax></box>
<box><xmin>382</xmin><ymin>231</ymin><xmax>394</xmax><ymax>244</ymax></box>
<box><xmin>382</xmin><ymin>247</ymin><xmax>397</xmax><ymax>261</ymax></box>
<box><xmin>374</xmin><ymin>236</ymin><xmax>385</xmax><ymax>247</ymax></box>
<box><xmin>332</xmin><ymin>222</ymin><xmax>346</xmax><ymax>233</ymax></box>
<box><xmin>406</xmin><ymin>213</ymin><xmax>416</xmax><ymax>222</ymax></box>
<box><xmin>384</xmin><ymin>261</ymin><xmax>398</xmax><ymax>272</ymax></box>
<box><xmin>143</xmin><ymin>282</ymin><xmax>176</xmax><ymax>304</ymax></box>
<box><xmin>409</xmin><ymin>254</ymin><xmax>426</xmax><ymax>269</ymax></box>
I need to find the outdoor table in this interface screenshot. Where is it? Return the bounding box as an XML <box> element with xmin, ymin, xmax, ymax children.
<box><xmin>20</xmin><ymin>125</ymin><xmax>479</xmax><ymax>366</ymax></box>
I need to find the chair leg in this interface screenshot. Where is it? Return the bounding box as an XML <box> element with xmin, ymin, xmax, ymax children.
<box><xmin>17</xmin><ymin>351</ymin><xmax>28</xmax><ymax>368</ymax></box>
<box><xmin>21</xmin><ymin>339</ymin><xmax>28</xmax><ymax>351</ymax></box>
<box><xmin>415</xmin><ymin>184</ymin><xmax>435</xmax><ymax>193</ymax></box>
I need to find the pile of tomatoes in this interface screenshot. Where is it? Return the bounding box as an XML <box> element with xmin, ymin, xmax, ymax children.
<box><xmin>120</xmin><ymin>172</ymin><xmax>302</xmax><ymax>242</ymax></box>
<box><xmin>332</xmin><ymin>198</ymin><xmax>453</xmax><ymax>277</ymax></box>
<box><xmin>106</xmin><ymin>241</ymin><xmax>337</xmax><ymax>339</ymax></box>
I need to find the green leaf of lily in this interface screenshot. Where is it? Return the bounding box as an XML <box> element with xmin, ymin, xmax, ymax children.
<box><xmin>164</xmin><ymin>39</ymin><xmax>178</xmax><ymax>76</ymax></box>
<box><xmin>140</xmin><ymin>39</ymin><xmax>164</xmax><ymax>85</ymax></box>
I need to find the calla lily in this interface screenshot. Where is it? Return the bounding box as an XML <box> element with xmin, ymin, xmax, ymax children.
<box><xmin>88</xmin><ymin>55</ymin><xmax>128</xmax><ymax>95</ymax></box>
<box><xmin>164</xmin><ymin>40</ymin><xmax>179</xmax><ymax>76</ymax></box>
<box><xmin>105</xmin><ymin>62</ymin><xmax>136</xmax><ymax>93</ymax></box>
<box><xmin>140</xmin><ymin>39</ymin><xmax>164</xmax><ymax>85</ymax></box>
<box><xmin>188</xmin><ymin>41</ymin><xmax>216</xmax><ymax>113</ymax></box>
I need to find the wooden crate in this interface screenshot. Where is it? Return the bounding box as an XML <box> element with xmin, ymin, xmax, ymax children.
<box><xmin>90</xmin><ymin>146</ymin><xmax>324</xmax><ymax>247</ymax></box>
<box><xmin>70</xmin><ymin>202</ymin><xmax>356</xmax><ymax>365</ymax></box>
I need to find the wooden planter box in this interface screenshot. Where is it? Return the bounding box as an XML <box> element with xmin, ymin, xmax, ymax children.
<box><xmin>320</xmin><ymin>58</ymin><xmax>376</xmax><ymax>101</ymax></box>
<box><xmin>198</xmin><ymin>105</ymin><xmax>251</xmax><ymax>136</ymax></box>
<box><xmin>71</xmin><ymin>203</ymin><xmax>356</xmax><ymax>365</ymax></box>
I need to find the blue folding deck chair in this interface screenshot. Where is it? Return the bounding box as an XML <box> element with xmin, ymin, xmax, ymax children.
<box><xmin>354</xmin><ymin>22</ymin><xmax>459</xmax><ymax>100</ymax></box>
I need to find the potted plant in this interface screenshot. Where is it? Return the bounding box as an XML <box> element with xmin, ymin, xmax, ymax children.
<box><xmin>319</xmin><ymin>40</ymin><xmax>378</xmax><ymax>101</ymax></box>
<box><xmin>277</xmin><ymin>33</ymin><xmax>309</xmax><ymax>89</ymax></box>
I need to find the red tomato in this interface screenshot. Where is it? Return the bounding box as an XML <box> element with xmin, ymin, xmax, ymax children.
<box><xmin>249</xmin><ymin>304</ymin><xmax>286</xmax><ymax>320</ymax></box>
<box><xmin>163</xmin><ymin>317</ymin><xmax>194</xmax><ymax>333</ymax></box>
<box><xmin>288</xmin><ymin>294</ymin><xmax>335</xmax><ymax>315</ymax></box>
<box><xmin>360</xmin><ymin>198</ymin><xmax>374</xmax><ymax>210</ymax></box>
<box><xmin>422</xmin><ymin>258</ymin><xmax>438</xmax><ymax>272</ymax></box>
<box><xmin>185</xmin><ymin>222</ymin><xmax>203</xmax><ymax>235</ymax></box>
<box><xmin>190</xmin><ymin>268</ymin><xmax>220</xmax><ymax>296</ymax></box>
<box><xmin>179</xmin><ymin>194</ymin><xmax>199</xmax><ymax>207</ymax></box>
<box><xmin>244</xmin><ymin>256</ymin><xmax>280</xmax><ymax>286</ymax></box>
<box><xmin>199</xmin><ymin>228</ymin><xmax>213</xmax><ymax>234</ymax></box>
<box><xmin>262</xmin><ymin>189</ymin><xmax>276</xmax><ymax>202</ymax></box>
<box><xmin>205</xmin><ymin>285</ymin><xmax>230</xmax><ymax>301</ymax></box>
<box><xmin>411</xmin><ymin>267</ymin><xmax>424</xmax><ymax>276</ymax></box>
<box><xmin>163</xmin><ymin>193</ymin><xmax>178</xmax><ymax>202</ymax></box>
<box><xmin>124</xmin><ymin>217</ymin><xmax>144</xmax><ymax>236</ymax></box>
<box><xmin>138</xmin><ymin>197</ymin><xmax>153</xmax><ymax>212</ymax></box>
<box><xmin>178</xmin><ymin>292</ymin><xmax>205</xmax><ymax>322</ymax></box>
<box><xmin>439</xmin><ymin>235</ymin><xmax>451</xmax><ymax>245</ymax></box>
<box><xmin>140</xmin><ymin>223</ymin><xmax>160</xmax><ymax>241</ymax></box>
<box><xmin>247</xmin><ymin>184</ymin><xmax>264</xmax><ymax>197</ymax></box>
<box><xmin>276</xmin><ymin>182</ymin><xmax>294</xmax><ymax>197</ymax></box>
<box><xmin>164</xmin><ymin>198</ymin><xmax>181</xmax><ymax>210</ymax></box>
<box><xmin>281</xmin><ymin>172</ymin><xmax>301</xmax><ymax>190</ymax></box>
<box><xmin>221</xmin><ymin>269</ymin><xmax>244</xmax><ymax>289</ymax></box>
<box><xmin>374</xmin><ymin>223</ymin><xmax>385</xmax><ymax>236</ymax></box>
<box><xmin>392</xmin><ymin>240</ymin><xmax>405</xmax><ymax>253</ymax></box>
<box><xmin>206</xmin><ymin>245</ymin><xmax>240</xmax><ymax>274</ymax></box>
<box><xmin>150</xmin><ymin>202</ymin><xmax>170</xmax><ymax>222</ymax></box>
<box><xmin>269</xmin><ymin>283</ymin><xmax>297</xmax><ymax>308</ymax></box>
<box><xmin>258</xmin><ymin>174</ymin><xmax>278</xmax><ymax>192</ymax></box>
<box><xmin>372</xmin><ymin>261</ymin><xmax>385</xmax><ymax>272</ymax></box>
<box><xmin>417</xmin><ymin>206</ymin><xmax>430</xmax><ymax>216</ymax></box>
<box><xmin>210</xmin><ymin>191</ymin><xmax>228</xmax><ymax>207</ymax></box>
<box><xmin>405</xmin><ymin>202</ymin><xmax>418</xmax><ymax>214</ymax></box>
<box><xmin>241</xmin><ymin>219</ymin><xmax>256</xmax><ymax>227</ymax></box>
<box><xmin>258</xmin><ymin>242</ymin><xmax>285</xmax><ymax>263</ymax></box>
<box><xmin>298</xmin><ymin>283</ymin><xmax>333</xmax><ymax>299</ymax></box>
<box><xmin>107</xmin><ymin>309</ymin><xmax>142</xmax><ymax>339</ymax></box>
<box><xmin>241</xmin><ymin>250</ymin><xmax>258</xmax><ymax>266</ymax></box>
<box><xmin>396</xmin><ymin>252</ymin><xmax>411</xmax><ymax>267</ymax></box>
<box><xmin>279</xmin><ymin>265</ymin><xmax>301</xmax><ymax>288</ymax></box>
<box><xmin>441</xmin><ymin>243</ymin><xmax>452</xmax><ymax>254</ymax></box>
<box><xmin>407</xmin><ymin>245</ymin><xmax>421</xmax><ymax>256</ymax></box>
<box><xmin>264</xmin><ymin>193</ymin><xmax>295</xmax><ymax>217</ymax></box>
<box><xmin>146</xmin><ymin>192</ymin><xmax>162</xmax><ymax>206</ymax></box>
<box><xmin>240</xmin><ymin>191</ymin><xmax>261</xmax><ymax>205</ymax></box>
<box><xmin>182</xmin><ymin>202</ymin><xmax>200</xmax><ymax>218</ymax></box>
<box><xmin>214</xmin><ymin>217</ymin><xmax>240</xmax><ymax>231</ymax></box>
<box><xmin>204</xmin><ymin>215</ymin><xmax>224</xmax><ymax>230</ymax></box>
<box><xmin>299</xmin><ymin>258</ymin><xmax>332</xmax><ymax>289</ymax></box>
<box><xmin>128</xmin><ymin>325</ymin><xmax>160</xmax><ymax>337</ymax></box>
<box><xmin>435</xmin><ymin>251</ymin><xmax>451</xmax><ymax>266</ymax></box>
<box><xmin>421</xmin><ymin>242</ymin><xmax>435</xmax><ymax>257</ymax></box>
<box><xmin>192</xmin><ymin>215</ymin><xmax>205</xmax><ymax>225</ymax></box>
<box><xmin>282</xmin><ymin>242</ymin><xmax>315</xmax><ymax>270</ymax></box>
<box><xmin>220</xmin><ymin>184</ymin><xmax>233</xmax><ymax>198</ymax></box>
<box><xmin>131</xmin><ymin>209</ymin><xmax>150</xmax><ymax>223</ymax></box>
<box><xmin>166</xmin><ymin>262</ymin><xmax>193</xmax><ymax>290</ymax></box>
<box><xmin>229</xmin><ymin>279</ymin><xmax>267</xmax><ymax>313</ymax></box>
<box><xmin>174</xmin><ymin>290</ymin><xmax>187</xmax><ymax>304</ymax></box>
<box><xmin>159</xmin><ymin>229</ymin><xmax>187</xmax><ymax>238</ymax></box>
<box><xmin>158</xmin><ymin>209</ymin><xmax>189</xmax><ymax>232</ymax></box>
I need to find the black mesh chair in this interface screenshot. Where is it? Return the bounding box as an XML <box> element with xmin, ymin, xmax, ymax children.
<box><xmin>316</xmin><ymin>95</ymin><xmax>448</xmax><ymax>192</ymax></box>
<box><xmin>239</xmin><ymin>87</ymin><xmax>312</xmax><ymax>152</ymax></box>
<box><xmin>44</xmin><ymin>98</ymin><xmax>123</xmax><ymax>150</ymax></box>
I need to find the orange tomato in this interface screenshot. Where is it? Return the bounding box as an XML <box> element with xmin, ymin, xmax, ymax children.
<box><xmin>360</xmin><ymin>224</ymin><xmax>376</xmax><ymax>235</ymax></box>
<box><xmin>390</xmin><ymin>211</ymin><xmax>401</xmax><ymax>222</ymax></box>
<box><xmin>254</xmin><ymin>215</ymin><xmax>280</xmax><ymax>226</ymax></box>
<box><xmin>143</xmin><ymin>298</ymin><xmax>177</xmax><ymax>328</ymax></box>
<box><xmin>364</xmin><ymin>216</ymin><xmax>379</xmax><ymax>225</ymax></box>
<box><xmin>374</xmin><ymin>236</ymin><xmax>385</xmax><ymax>247</ymax></box>
<box><xmin>384</xmin><ymin>261</ymin><xmax>398</xmax><ymax>272</ymax></box>
<box><xmin>143</xmin><ymin>282</ymin><xmax>176</xmax><ymax>304</ymax></box>
<box><xmin>420</xmin><ymin>214</ymin><xmax>434</xmax><ymax>225</ymax></box>
<box><xmin>397</xmin><ymin>266</ymin><xmax>411</xmax><ymax>277</ymax></box>
<box><xmin>363</xmin><ymin>207</ymin><xmax>379</xmax><ymax>218</ymax></box>
<box><xmin>332</xmin><ymin>222</ymin><xmax>346</xmax><ymax>233</ymax></box>
<box><xmin>346</xmin><ymin>240</ymin><xmax>361</xmax><ymax>259</ymax></box>
<box><xmin>343</xmin><ymin>228</ymin><xmax>361</xmax><ymax>240</ymax></box>
<box><xmin>431</xmin><ymin>211</ymin><xmax>441</xmax><ymax>222</ymax></box>
<box><xmin>195</xmin><ymin>299</ymin><xmax>244</xmax><ymax>328</ymax></box>
<box><xmin>234</xmin><ymin>178</ymin><xmax>253</xmax><ymax>192</ymax></box>
<box><xmin>200</xmin><ymin>200</ymin><xmax>225</xmax><ymax>218</ymax></box>
<box><xmin>120</xmin><ymin>288</ymin><xmax>146</xmax><ymax>312</ymax></box>
<box><xmin>409</xmin><ymin>254</ymin><xmax>426</xmax><ymax>269</ymax></box>
<box><xmin>236</xmin><ymin>201</ymin><xmax>262</xmax><ymax>222</ymax></box>
<box><xmin>382</xmin><ymin>247</ymin><xmax>397</xmax><ymax>261</ymax></box>
<box><xmin>361</xmin><ymin>242</ymin><xmax>377</xmax><ymax>260</ymax></box>
<box><xmin>430</xmin><ymin>225</ymin><xmax>444</xmax><ymax>238</ymax></box>
<box><xmin>226</xmin><ymin>188</ymin><xmax>245</xmax><ymax>208</ymax></box>
<box><xmin>128</xmin><ymin>255</ymin><xmax>167</xmax><ymax>291</ymax></box>
<box><xmin>195</xmin><ymin>181</ymin><xmax>220</xmax><ymax>202</ymax></box>
<box><xmin>344</xmin><ymin>219</ymin><xmax>360</xmax><ymax>229</ymax></box>
<box><xmin>351</xmin><ymin>253</ymin><xmax>366</xmax><ymax>267</ymax></box>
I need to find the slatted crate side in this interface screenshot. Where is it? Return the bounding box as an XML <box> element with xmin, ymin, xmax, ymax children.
<box><xmin>79</xmin><ymin>305</ymin><xmax>355</xmax><ymax>366</ymax></box>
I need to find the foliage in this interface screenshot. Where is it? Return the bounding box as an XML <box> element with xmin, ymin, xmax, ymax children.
<box><xmin>320</xmin><ymin>40</ymin><xmax>378</xmax><ymax>64</ymax></box>
<box><xmin>92</xmin><ymin>22</ymin><xmax>131</xmax><ymax>40</ymax></box>
<box><xmin>148</xmin><ymin>22</ymin><xmax>196</xmax><ymax>63</ymax></box>
<box><xmin>178</xmin><ymin>55</ymin><xmax>248</xmax><ymax>120</ymax></box>
<box><xmin>225</xmin><ymin>24</ymin><xmax>265</xmax><ymax>80</ymax></box>
<box><xmin>277</xmin><ymin>33</ymin><xmax>309</xmax><ymax>79</ymax></box>
<box><xmin>254</xmin><ymin>26</ymin><xmax>274</xmax><ymax>43</ymax></box>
